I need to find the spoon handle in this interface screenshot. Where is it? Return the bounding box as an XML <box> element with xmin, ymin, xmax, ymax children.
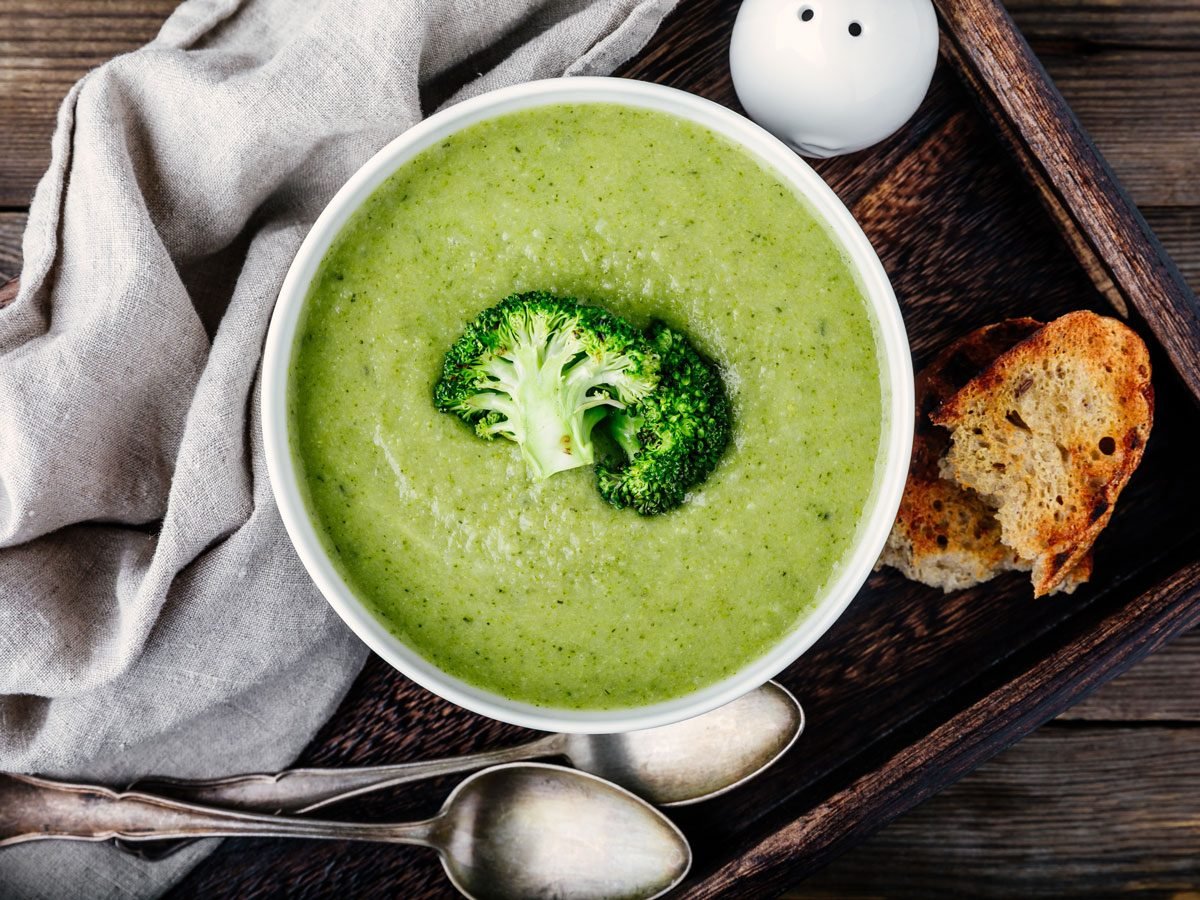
<box><xmin>130</xmin><ymin>733</ymin><xmax>560</xmax><ymax>814</ymax></box>
<box><xmin>0</xmin><ymin>772</ymin><xmax>436</xmax><ymax>848</ymax></box>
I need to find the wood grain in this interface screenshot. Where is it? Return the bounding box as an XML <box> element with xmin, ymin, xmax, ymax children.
<box><xmin>0</xmin><ymin>213</ymin><xmax>27</xmax><ymax>279</ymax></box>
<box><xmin>935</xmin><ymin>0</ymin><xmax>1200</xmax><ymax>401</ymax></box>
<box><xmin>0</xmin><ymin>277</ymin><xmax>18</xmax><ymax>310</ymax></box>
<box><xmin>1026</xmin><ymin>51</ymin><xmax>1200</xmax><ymax>208</ymax></box>
<box><xmin>1060</xmin><ymin>630</ymin><xmax>1200</xmax><ymax>723</ymax></box>
<box><xmin>1009</xmin><ymin>0</ymin><xmax>1200</xmax><ymax>51</ymax></box>
<box><xmin>0</xmin><ymin>0</ymin><xmax>180</xmax><ymax>207</ymax></box>
<box><xmin>1144</xmin><ymin>207</ymin><xmax>1200</xmax><ymax>293</ymax></box>
<box><xmin>790</xmin><ymin>726</ymin><xmax>1200</xmax><ymax>899</ymax></box>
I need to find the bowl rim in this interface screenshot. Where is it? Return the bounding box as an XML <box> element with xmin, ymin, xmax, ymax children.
<box><xmin>261</xmin><ymin>75</ymin><xmax>914</xmax><ymax>734</ymax></box>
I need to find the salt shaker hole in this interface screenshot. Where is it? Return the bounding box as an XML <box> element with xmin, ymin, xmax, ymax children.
<box><xmin>848</xmin><ymin>21</ymin><xmax>863</xmax><ymax>36</ymax></box>
<box><xmin>799</xmin><ymin>7</ymin><xmax>815</xmax><ymax>22</ymax></box>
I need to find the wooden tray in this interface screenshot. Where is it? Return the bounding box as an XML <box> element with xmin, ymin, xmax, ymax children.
<box><xmin>165</xmin><ymin>0</ymin><xmax>1200</xmax><ymax>896</ymax></box>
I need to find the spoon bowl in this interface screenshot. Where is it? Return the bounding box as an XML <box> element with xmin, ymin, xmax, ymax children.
<box><xmin>436</xmin><ymin>763</ymin><xmax>691</xmax><ymax>900</ymax></box>
<box><xmin>562</xmin><ymin>679</ymin><xmax>805</xmax><ymax>805</ymax></box>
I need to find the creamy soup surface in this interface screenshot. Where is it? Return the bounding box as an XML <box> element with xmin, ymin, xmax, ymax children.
<box><xmin>290</xmin><ymin>103</ymin><xmax>883</xmax><ymax>709</ymax></box>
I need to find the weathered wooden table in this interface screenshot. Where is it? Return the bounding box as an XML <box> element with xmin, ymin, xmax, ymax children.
<box><xmin>2</xmin><ymin>1</ymin><xmax>1197</xmax><ymax>896</ymax></box>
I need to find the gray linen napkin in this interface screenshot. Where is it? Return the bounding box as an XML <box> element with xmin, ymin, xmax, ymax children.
<box><xmin>0</xmin><ymin>0</ymin><xmax>675</xmax><ymax>895</ymax></box>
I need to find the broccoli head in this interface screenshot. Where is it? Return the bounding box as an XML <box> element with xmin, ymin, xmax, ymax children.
<box><xmin>595</xmin><ymin>322</ymin><xmax>732</xmax><ymax>516</ymax></box>
<box><xmin>433</xmin><ymin>291</ymin><xmax>660</xmax><ymax>480</ymax></box>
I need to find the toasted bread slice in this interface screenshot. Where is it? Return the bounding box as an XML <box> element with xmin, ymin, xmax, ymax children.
<box><xmin>879</xmin><ymin>318</ymin><xmax>1092</xmax><ymax>594</ymax></box>
<box><xmin>932</xmin><ymin>311</ymin><xmax>1153</xmax><ymax>596</ymax></box>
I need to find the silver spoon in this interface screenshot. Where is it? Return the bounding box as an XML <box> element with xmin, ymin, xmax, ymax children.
<box><xmin>133</xmin><ymin>681</ymin><xmax>803</xmax><ymax>814</ymax></box>
<box><xmin>0</xmin><ymin>762</ymin><xmax>691</xmax><ymax>900</ymax></box>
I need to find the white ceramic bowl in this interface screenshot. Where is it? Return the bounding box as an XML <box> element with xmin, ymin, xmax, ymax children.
<box><xmin>262</xmin><ymin>76</ymin><xmax>913</xmax><ymax>734</ymax></box>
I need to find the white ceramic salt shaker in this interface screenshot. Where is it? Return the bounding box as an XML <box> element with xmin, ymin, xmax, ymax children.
<box><xmin>730</xmin><ymin>0</ymin><xmax>939</xmax><ymax>158</ymax></box>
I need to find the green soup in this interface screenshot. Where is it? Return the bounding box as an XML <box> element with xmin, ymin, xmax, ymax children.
<box><xmin>289</xmin><ymin>103</ymin><xmax>883</xmax><ymax>709</ymax></box>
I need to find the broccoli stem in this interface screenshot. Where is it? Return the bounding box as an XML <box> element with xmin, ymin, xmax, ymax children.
<box><xmin>608</xmin><ymin>411</ymin><xmax>644</xmax><ymax>460</ymax></box>
<box><xmin>507</xmin><ymin>329</ymin><xmax>612</xmax><ymax>479</ymax></box>
<box><xmin>518</xmin><ymin>378</ymin><xmax>592</xmax><ymax>479</ymax></box>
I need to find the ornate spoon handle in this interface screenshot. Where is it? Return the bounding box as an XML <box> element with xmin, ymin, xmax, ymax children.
<box><xmin>131</xmin><ymin>733</ymin><xmax>561</xmax><ymax>814</ymax></box>
<box><xmin>0</xmin><ymin>772</ymin><xmax>435</xmax><ymax>848</ymax></box>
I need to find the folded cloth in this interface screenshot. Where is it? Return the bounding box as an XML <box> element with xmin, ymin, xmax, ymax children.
<box><xmin>0</xmin><ymin>0</ymin><xmax>675</xmax><ymax>895</ymax></box>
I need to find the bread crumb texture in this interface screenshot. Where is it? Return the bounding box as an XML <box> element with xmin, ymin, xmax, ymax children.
<box><xmin>931</xmin><ymin>311</ymin><xmax>1153</xmax><ymax>597</ymax></box>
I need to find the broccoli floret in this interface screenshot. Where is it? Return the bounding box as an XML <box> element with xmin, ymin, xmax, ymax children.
<box><xmin>434</xmin><ymin>294</ymin><xmax>732</xmax><ymax>513</ymax></box>
<box><xmin>595</xmin><ymin>322</ymin><xmax>732</xmax><ymax>515</ymax></box>
<box><xmin>433</xmin><ymin>291</ymin><xmax>660</xmax><ymax>480</ymax></box>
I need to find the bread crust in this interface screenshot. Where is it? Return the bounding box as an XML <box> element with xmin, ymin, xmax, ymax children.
<box><xmin>931</xmin><ymin>311</ymin><xmax>1153</xmax><ymax>596</ymax></box>
<box><xmin>879</xmin><ymin>318</ymin><xmax>1094</xmax><ymax>595</ymax></box>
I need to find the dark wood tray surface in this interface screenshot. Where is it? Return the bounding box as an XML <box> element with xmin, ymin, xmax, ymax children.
<box><xmin>152</xmin><ymin>1</ymin><xmax>1200</xmax><ymax>897</ymax></box>
<box><xmin>3</xmin><ymin>0</ymin><xmax>1193</xmax><ymax>897</ymax></box>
